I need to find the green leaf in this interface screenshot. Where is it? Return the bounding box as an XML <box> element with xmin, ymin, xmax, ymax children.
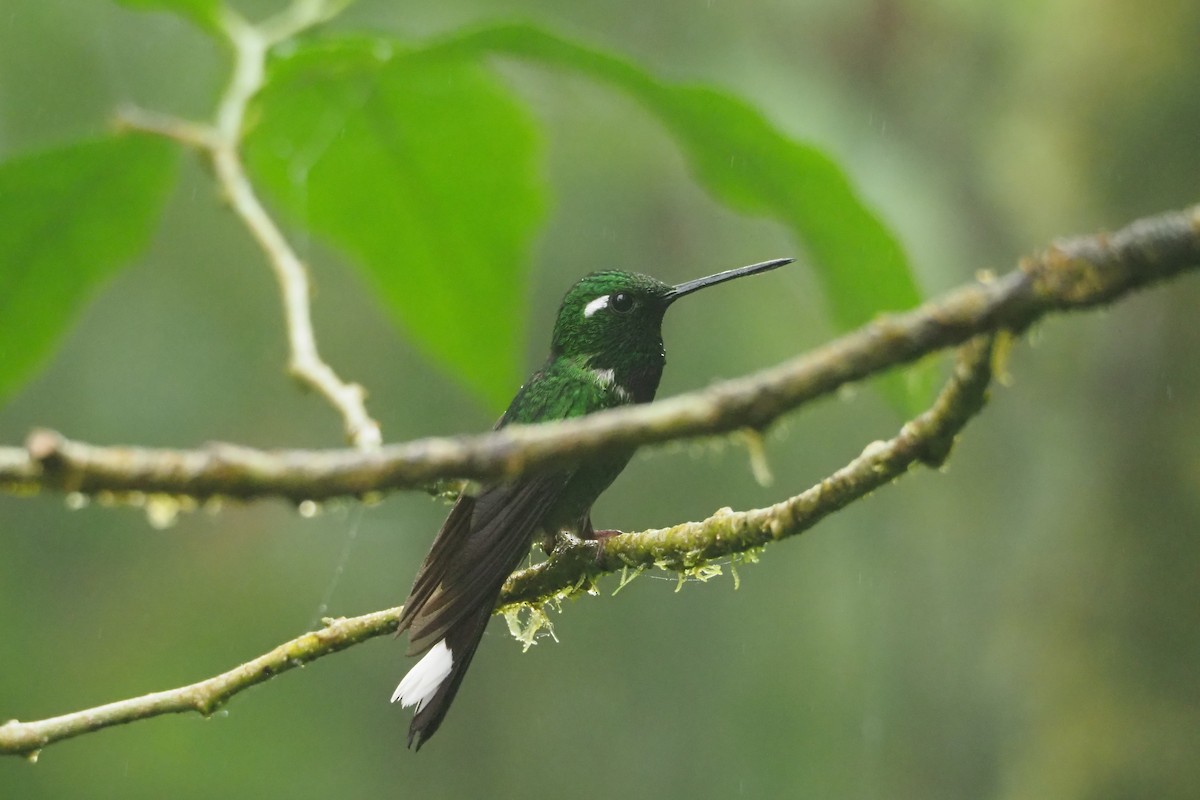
<box><xmin>245</xmin><ymin>39</ymin><xmax>544</xmax><ymax>410</ymax></box>
<box><xmin>0</xmin><ymin>135</ymin><xmax>178</xmax><ymax>402</ymax></box>
<box><xmin>436</xmin><ymin>24</ymin><xmax>934</xmax><ymax>412</ymax></box>
<box><xmin>114</xmin><ymin>0</ymin><xmax>222</xmax><ymax>33</ymax></box>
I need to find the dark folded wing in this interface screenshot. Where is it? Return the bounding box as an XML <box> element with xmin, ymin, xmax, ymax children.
<box><xmin>399</xmin><ymin>357</ymin><xmax>606</xmax><ymax>657</ymax></box>
<box><xmin>399</xmin><ymin>471</ymin><xmax>569</xmax><ymax>657</ymax></box>
<box><xmin>399</xmin><ymin>493</ymin><xmax>475</xmax><ymax>630</ymax></box>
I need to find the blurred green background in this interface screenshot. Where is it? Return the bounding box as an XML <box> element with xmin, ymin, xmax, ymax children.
<box><xmin>2</xmin><ymin>1</ymin><xmax>1198</xmax><ymax>798</ymax></box>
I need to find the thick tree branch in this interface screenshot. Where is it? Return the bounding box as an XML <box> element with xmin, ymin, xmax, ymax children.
<box><xmin>1</xmin><ymin>204</ymin><xmax>1196</xmax><ymax>502</ymax></box>
<box><xmin>0</xmin><ymin>335</ymin><xmax>994</xmax><ymax>758</ymax></box>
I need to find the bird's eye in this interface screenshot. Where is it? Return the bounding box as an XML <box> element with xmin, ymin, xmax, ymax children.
<box><xmin>610</xmin><ymin>292</ymin><xmax>634</xmax><ymax>313</ymax></box>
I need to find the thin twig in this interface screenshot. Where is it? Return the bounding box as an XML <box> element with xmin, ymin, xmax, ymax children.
<box><xmin>0</xmin><ymin>336</ymin><xmax>994</xmax><ymax>758</ymax></box>
<box><xmin>2</xmin><ymin>203</ymin><xmax>1197</xmax><ymax>501</ymax></box>
<box><xmin>0</xmin><ymin>608</ymin><xmax>401</xmax><ymax>760</ymax></box>
<box><xmin>116</xmin><ymin>1</ymin><xmax>382</xmax><ymax>449</ymax></box>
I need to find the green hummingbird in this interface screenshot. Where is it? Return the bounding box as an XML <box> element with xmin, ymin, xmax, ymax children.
<box><xmin>391</xmin><ymin>257</ymin><xmax>791</xmax><ymax>749</ymax></box>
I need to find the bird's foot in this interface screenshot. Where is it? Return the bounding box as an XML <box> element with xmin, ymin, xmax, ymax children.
<box><xmin>541</xmin><ymin>529</ymin><xmax>600</xmax><ymax>558</ymax></box>
<box><xmin>589</xmin><ymin>528</ymin><xmax>621</xmax><ymax>541</ymax></box>
<box><xmin>544</xmin><ymin>528</ymin><xmax>621</xmax><ymax>565</ymax></box>
<box><xmin>550</xmin><ymin>530</ymin><xmax>584</xmax><ymax>556</ymax></box>
<box><xmin>588</xmin><ymin>529</ymin><xmax>623</xmax><ymax>565</ymax></box>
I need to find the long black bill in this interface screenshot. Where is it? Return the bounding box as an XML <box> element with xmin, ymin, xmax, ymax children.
<box><xmin>666</xmin><ymin>257</ymin><xmax>793</xmax><ymax>304</ymax></box>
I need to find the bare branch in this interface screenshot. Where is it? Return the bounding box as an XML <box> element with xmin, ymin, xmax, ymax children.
<box><xmin>0</xmin><ymin>335</ymin><xmax>994</xmax><ymax>758</ymax></box>
<box><xmin>2</xmin><ymin>204</ymin><xmax>1196</xmax><ymax>501</ymax></box>
<box><xmin>116</xmin><ymin>2</ymin><xmax>382</xmax><ymax>450</ymax></box>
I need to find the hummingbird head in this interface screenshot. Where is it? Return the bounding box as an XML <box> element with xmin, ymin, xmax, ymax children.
<box><xmin>551</xmin><ymin>270</ymin><xmax>673</xmax><ymax>366</ymax></box>
<box><xmin>549</xmin><ymin>258</ymin><xmax>792</xmax><ymax>396</ymax></box>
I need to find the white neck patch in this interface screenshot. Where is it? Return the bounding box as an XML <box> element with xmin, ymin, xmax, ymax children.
<box><xmin>583</xmin><ymin>295</ymin><xmax>609</xmax><ymax>318</ymax></box>
<box><xmin>590</xmin><ymin>367</ymin><xmax>616</xmax><ymax>386</ymax></box>
<box><xmin>589</xmin><ymin>367</ymin><xmax>630</xmax><ymax>400</ymax></box>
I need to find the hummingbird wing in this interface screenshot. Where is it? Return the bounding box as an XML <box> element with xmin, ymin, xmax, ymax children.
<box><xmin>398</xmin><ymin>492</ymin><xmax>476</xmax><ymax>634</ymax></box>
<box><xmin>399</xmin><ymin>471</ymin><xmax>570</xmax><ymax>656</ymax></box>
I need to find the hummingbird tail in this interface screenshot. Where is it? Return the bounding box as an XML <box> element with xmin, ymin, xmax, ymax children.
<box><xmin>391</xmin><ymin>598</ymin><xmax>493</xmax><ymax>751</ymax></box>
<box><xmin>392</xmin><ymin>474</ymin><xmax>571</xmax><ymax>749</ymax></box>
<box><xmin>391</xmin><ymin>640</ymin><xmax>453</xmax><ymax>711</ymax></box>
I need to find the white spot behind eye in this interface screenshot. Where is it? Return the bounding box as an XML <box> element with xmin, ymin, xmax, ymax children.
<box><xmin>583</xmin><ymin>295</ymin><xmax>609</xmax><ymax>318</ymax></box>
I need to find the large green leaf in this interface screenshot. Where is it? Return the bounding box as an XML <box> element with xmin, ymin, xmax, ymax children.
<box><xmin>114</xmin><ymin>0</ymin><xmax>222</xmax><ymax>33</ymax></box>
<box><xmin>437</xmin><ymin>24</ymin><xmax>933</xmax><ymax>411</ymax></box>
<box><xmin>0</xmin><ymin>134</ymin><xmax>178</xmax><ymax>402</ymax></box>
<box><xmin>245</xmin><ymin>40</ymin><xmax>544</xmax><ymax>411</ymax></box>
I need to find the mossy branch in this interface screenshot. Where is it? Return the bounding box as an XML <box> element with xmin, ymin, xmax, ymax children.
<box><xmin>0</xmin><ymin>335</ymin><xmax>995</xmax><ymax>758</ymax></box>
<box><xmin>1</xmin><ymin>204</ymin><xmax>1197</xmax><ymax>503</ymax></box>
<box><xmin>2</xmin><ymin>204</ymin><xmax>1196</xmax><ymax>757</ymax></box>
<box><xmin>2</xmin><ymin>196</ymin><xmax>1196</xmax><ymax>755</ymax></box>
<box><xmin>0</xmin><ymin>608</ymin><xmax>402</xmax><ymax>760</ymax></box>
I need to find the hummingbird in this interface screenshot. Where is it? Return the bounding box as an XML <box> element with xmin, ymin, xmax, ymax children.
<box><xmin>390</xmin><ymin>257</ymin><xmax>791</xmax><ymax>749</ymax></box>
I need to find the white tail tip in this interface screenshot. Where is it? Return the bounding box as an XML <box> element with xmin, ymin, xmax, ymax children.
<box><xmin>391</xmin><ymin>639</ymin><xmax>454</xmax><ymax>712</ymax></box>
